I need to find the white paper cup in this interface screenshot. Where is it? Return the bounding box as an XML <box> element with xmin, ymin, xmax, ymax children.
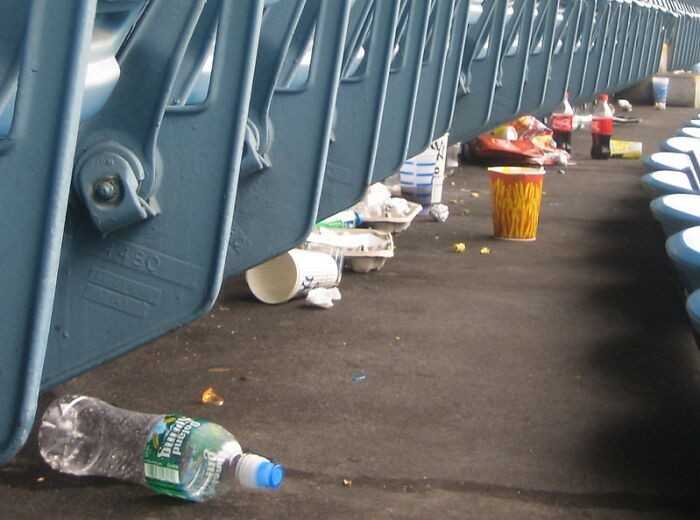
<box><xmin>246</xmin><ymin>249</ymin><xmax>340</xmax><ymax>304</ymax></box>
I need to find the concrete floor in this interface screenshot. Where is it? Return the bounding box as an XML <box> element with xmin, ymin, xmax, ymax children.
<box><xmin>2</xmin><ymin>106</ymin><xmax>700</xmax><ymax>519</ymax></box>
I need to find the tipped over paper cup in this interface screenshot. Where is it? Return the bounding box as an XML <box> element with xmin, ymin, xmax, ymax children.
<box><xmin>246</xmin><ymin>249</ymin><xmax>341</xmax><ymax>304</ymax></box>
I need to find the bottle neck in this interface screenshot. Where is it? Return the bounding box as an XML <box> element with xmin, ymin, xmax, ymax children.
<box><xmin>221</xmin><ymin>453</ymin><xmax>241</xmax><ymax>481</ymax></box>
<box><xmin>232</xmin><ymin>453</ymin><xmax>284</xmax><ymax>491</ymax></box>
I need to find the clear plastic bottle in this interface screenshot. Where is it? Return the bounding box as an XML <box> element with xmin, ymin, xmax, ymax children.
<box><xmin>38</xmin><ymin>395</ymin><xmax>284</xmax><ymax>502</ymax></box>
<box><xmin>550</xmin><ymin>91</ymin><xmax>574</xmax><ymax>154</ymax></box>
<box><xmin>317</xmin><ymin>209</ymin><xmax>363</xmax><ymax>229</ymax></box>
<box><xmin>591</xmin><ymin>94</ymin><xmax>614</xmax><ymax>160</ymax></box>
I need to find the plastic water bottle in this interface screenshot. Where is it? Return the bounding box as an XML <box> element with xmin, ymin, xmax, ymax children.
<box><xmin>550</xmin><ymin>91</ymin><xmax>574</xmax><ymax>154</ymax></box>
<box><xmin>317</xmin><ymin>209</ymin><xmax>363</xmax><ymax>229</ymax></box>
<box><xmin>591</xmin><ymin>94</ymin><xmax>614</xmax><ymax>160</ymax></box>
<box><xmin>38</xmin><ymin>395</ymin><xmax>284</xmax><ymax>502</ymax></box>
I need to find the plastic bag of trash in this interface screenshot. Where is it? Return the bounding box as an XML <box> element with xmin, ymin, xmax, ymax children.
<box><xmin>469</xmin><ymin>116</ymin><xmax>568</xmax><ymax>166</ymax></box>
<box><xmin>354</xmin><ymin>183</ymin><xmax>392</xmax><ymax>219</ymax></box>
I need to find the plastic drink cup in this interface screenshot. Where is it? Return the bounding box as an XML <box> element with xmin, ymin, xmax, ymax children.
<box><xmin>400</xmin><ymin>135</ymin><xmax>448</xmax><ymax>214</ymax></box>
<box><xmin>610</xmin><ymin>139</ymin><xmax>643</xmax><ymax>159</ymax></box>
<box><xmin>653</xmin><ymin>77</ymin><xmax>669</xmax><ymax>110</ymax></box>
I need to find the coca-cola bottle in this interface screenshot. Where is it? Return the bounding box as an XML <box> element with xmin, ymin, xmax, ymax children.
<box><xmin>591</xmin><ymin>94</ymin><xmax>613</xmax><ymax>160</ymax></box>
<box><xmin>550</xmin><ymin>92</ymin><xmax>574</xmax><ymax>154</ymax></box>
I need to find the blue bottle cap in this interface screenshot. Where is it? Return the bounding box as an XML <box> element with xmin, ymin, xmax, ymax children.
<box><xmin>353</xmin><ymin>211</ymin><xmax>364</xmax><ymax>226</ymax></box>
<box><xmin>256</xmin><ymin>461</ymin><xmax>285</xmax><ymax>489</ymax></box>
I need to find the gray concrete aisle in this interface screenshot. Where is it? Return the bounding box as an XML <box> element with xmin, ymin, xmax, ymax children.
<box><xmin>2</xmin><ymin>106</ymin><xmax>700</xmax><ymax>519</ymax></box>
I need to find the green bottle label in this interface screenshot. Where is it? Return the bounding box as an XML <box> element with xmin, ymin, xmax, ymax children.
<box><xmin>317</xmin><ymin>220</ymin><xmax>346</xmax><ymax>229</ymax></box>
<box><xmin>143</xmin><ymin>415</ymin><xmax>232</xmax><ymax>500</ymax></box>
<box><xmin>143</xmin><ymin>415</ymin><xmax>200</xmax><ymax>499</ymax></box>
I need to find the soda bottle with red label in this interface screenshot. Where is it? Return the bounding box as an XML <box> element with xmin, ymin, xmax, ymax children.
<box><xmin>550</xmin><ymin>92</ymin><xmax>574</xmax><ymax>154</ymax></box>
<box><xmin>591</xmin><ymin>94</ymin><xmax>613</xmax><ymax>159</ymax></box>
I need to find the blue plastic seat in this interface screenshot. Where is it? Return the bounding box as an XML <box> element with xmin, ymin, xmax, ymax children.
<box><xmin>316</xmin><ymin>0</ymin><xmax>402</xmax><ymax>221</ymax></box>
<box><xmin>482</xmin><ymin>0</ymin><xmax>537</xmax><ymax>128</ymax></box>
<box><xmin>641</xmin><ymin>170</ymin><xmax>696</xmax><ymax>198</ymax></box>
<box><xmin>448</xmin><ymin>0</ymin><xmax>508</xmax><ymax>144</ymax></box>
<box><xmin>660</xmin><ymin>136</ymin><xmax>700</xmax><ymax>154</ymax></box>
<box><xmin>587</xmin><ymin>0</ymin><xmax>623</xmax><ymax>97</ymax></box>
<box><xmin>35</xmin><ymin>0</ymin><xmax>266</xmax><ymax>399</ymax></box>
<box><xmin>369</xmin><ymin>0</ymin><xmax>431</xmax><ymax>183</ymax></box>
<box><xmin>667</xmin><ymin>2</ymin><xmax>700</xmax><ymax>71</ymax></box>
<box><xmin>449</xmin><ymin>0</ymin><xmax>584</xmax><ymax>143</ymax></box>
<box><xmin>568</xmin><ymin>0</ymin><xmax>600</xmax><ymax>104</ymax></box>
<box><xmin>515</xmin><ymin>1</ymin><xmax>583</xmax><ymax>120</ymax></box>
<box><xmin>0</xmin><ymin>0</ymin><xmax>98</xmax><ymax>465</ymax></box>
<box><xmin>650</xmin><ymin>193</ymin><xmax>700</xmax><ymax>237</ymax></box>
<box><xmin>4</xmin><ymin>0</ymin><xmax>700</xmax><ymax>468</ymax></box>
<box><xmin>666</xmin><ymin>226</ymin><xmax>700</xmax><ymax>292</ymax></box>
<box><xmin>405</xmin><ymin>0</ymin><xmax>458</xmax><ymax>159</ymax></box>
<box><xmin>0</xmin><ymin>2</ymin><xmax>146</xmax><ymax>137</ymax></box>
<box><xmin>576</xmin><ymin>0</ymin><xmax>618</xmax><ymax>103</ymax></box>
<box><xmin>677</xmin><ymin>126</ymin><xmax>700</xmax><ymax>139</ymax></box>
<box><xmin>644</xmin><ymin>152</ymin><xmax>694</xmax><ymax>173</ymax></box>
<box><xmin>685</xmin><ymin>289</ymin><xmax>700</xmax><ymax>340</ymax></box>
<box><xmin>641</xmin><ymin>142</ymin><xmax>700</xmax><ymax>197</ymax></box>
<box><xmin>224</xmin><ymin>0</ymin><xmax>352</xmax><ymax>277</ymax></box>
<box><xmin>610</xmin><ymin>0</ymin><xmax>655</xmax><ymax>92</ymax></box>
<box><xmin>527</xmin><ymin>1</ymin><xmax>583</xmax><ymax>117</ymax></box>
<box><xmin>429</xmin><ymin>0</ymin><xmax>472</xmax><ymax>142</ymax></box>
<box><xmin>627</xmin><ymin>1</ymin><xmax>665</xmax><ymax>89</ymax></box>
